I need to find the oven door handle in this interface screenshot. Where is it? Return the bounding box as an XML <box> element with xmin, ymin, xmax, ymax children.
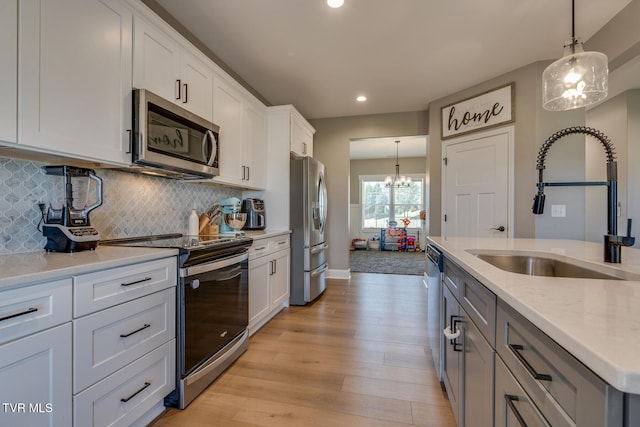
<box><xmin>181</xmin><ymin>252</ymin><xmax>248</xmax><ymax>277</ymax></box>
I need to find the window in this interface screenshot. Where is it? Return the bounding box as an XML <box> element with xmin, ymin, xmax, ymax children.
<box><xmin>361</xmin><ymin>175</ymin><xmax>424</xmax><ymax>229</ymax></box>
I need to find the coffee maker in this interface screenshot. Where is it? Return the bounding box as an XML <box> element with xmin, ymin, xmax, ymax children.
<box><xmin>42</xmin><ymin>166</ymin><xmax>103</xmax><ymax>252</ymax></box>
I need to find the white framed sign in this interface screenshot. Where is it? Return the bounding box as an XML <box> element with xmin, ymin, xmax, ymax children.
<box><xmin>441</xmin><ymin>83</ymin><xmax>515</xmax><ymax>140</ymax></box>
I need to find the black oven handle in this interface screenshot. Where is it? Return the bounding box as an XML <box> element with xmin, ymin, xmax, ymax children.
<box><xmin>180</xmin><ymin>252</ymin><xmax>248</xmax><ymax>277</ymax></box>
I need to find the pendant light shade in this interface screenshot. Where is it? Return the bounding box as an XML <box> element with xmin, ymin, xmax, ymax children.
<box><xmin>542</xmin><ymin>0</ymin><xmax>609</xmax><ymax>111</ymax></box>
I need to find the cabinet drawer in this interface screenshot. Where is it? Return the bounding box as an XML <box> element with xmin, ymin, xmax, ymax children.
<box><xmin>73</xmin><ymin>288</ymin><xmax>176</xmax><ymax>393</ymax></box>
<box><xmin>74</xmin><ymin>340</ymin><xmax>175</xmax><ymax>427</ymax></box>
<box><xmin>0</xmin><ymin>278</ymin><xmax>72</xmax><ymax>344</ymax></box>
<box><xmin>496</xmin><ymin>300</ymin><xmax>623</xmax><ymax>427</ymax></box>
<box><xmin>495</xmin><ymin>356</ymin><xmax>554</xmax><ymax>427</ymax></box>
<box><xmin>74</xmin><ymin>257</ymin><xmax>177</xmax><ymax>316</ymax></box>
<box><xmin>444</xmin><ymin>257</ymin><xmax>496</xmax><ymax>344</ymax></box>
<box><xmin>249</xmin><ymin>235</ymin><xmax>290</xmax><ymax>259</ymax></box>
<box><xmin>460</xmin><ymin>273</ymin><xmax>496</xmax><ymax>345</ymax></box>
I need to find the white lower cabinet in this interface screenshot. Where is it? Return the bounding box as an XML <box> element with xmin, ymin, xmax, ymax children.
<box><xmin>72</xmin><ymin>256</ymin><xmax>177</xmax><ymax>427</ymax></box>
<box><xmin>248</xmin><ymin>234</ymin><xmax>290</xmax><ymax>335</ymax></box>
<box><xmin>0</xmin><ymin>323</ymin><xmax>72</xmax><ymax>427</ymax></box>
<box><xmin>74</xmin><ymin>340</ymin><xmax>175</xmax><ymax>427</ymax></box>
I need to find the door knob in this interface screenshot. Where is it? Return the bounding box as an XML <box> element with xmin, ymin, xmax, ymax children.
<box><xmin>491</xmin><ymin>226</ymin><xmax>506</xmax><ymax>232</ymax></box>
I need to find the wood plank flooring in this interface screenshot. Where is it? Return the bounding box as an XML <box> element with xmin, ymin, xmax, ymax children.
<box><xmin>151</xmin><ymin>272</ymin><xmax>455</xmax><ymax>427</ymax></box>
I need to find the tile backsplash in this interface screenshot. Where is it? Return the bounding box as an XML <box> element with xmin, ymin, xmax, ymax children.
<box><xmin>0</xmin><ymin>156</ymin><xmax>241</xmax><ymax>255</ymax></box>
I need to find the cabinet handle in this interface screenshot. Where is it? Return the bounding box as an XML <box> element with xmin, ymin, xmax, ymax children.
<box><xmin>303</xmin><ymin>142</ymin><xmax>307</xmax><ymax>154</ymax></box>
<box><xmin>0</xmin><ymin>307</ymin><xmax>38</xmax><ymax>323</ymax></box>
<box><xmin>269</xmin><ymin>260</ymin><xmax>275</xmax><ymax>275</ymax></box>
<box><xmin>246</xmin><ymin>166</ymin><xmax>250</xmax><ymax>181</ymax></box>
<box><xmin>121</xmin><ymin>277</ymin><xmax>152</xmax><ymax>287</ymax></box>
<box><xmin>175</xmin><ymin>79</ymin><xmax>181</xmax><ymax>100</ymax></box>
<box><xmin>254</xmin><ymin>245</ymin><xmax>267</xmax><ymax>252</ymax></box>
<box><xmin>272</xmin><ymin>259</ymin><xmax>276</xmax><ymax>275</ymax></box>
<box><xmin>504</xmin><ymin>395</ymin><xmax>529</xmax><ymax>427</ymax></box>
<box><xmin>120</xmin><ymin>323</ymin><xmax>151</xmax><ymax>338</ymax></box>
<box><xmin>242</xmin><ymin>165</ymin><xmax>246</xmax><ymax>180</ymax></box>
<box><xmin>126</xmin><ymin>129</ymin><xmax>132</xmax><ymax>154</ymax></box>
<box><xmin>509</xmin><ymin>344</ymin><xmax>552</xmax><ymax>381</ymax></box>
<box><xmin>183</xmin><ymin>83</ymin><xmax>188</xmax><ymax>103</ymax></box>
<box><xmin>120</xmin><ymin>382</ymin><xmax>151</xmax><ymax>403</ymax></box>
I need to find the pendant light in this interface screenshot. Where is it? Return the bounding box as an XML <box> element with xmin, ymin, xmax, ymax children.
<box><xmin>542</xmin><ymin>0</ymin><xmax>608</xmax><ymax>111</ymax></box>
<box><xmin>385</xmin><ymin>141</ymin><xmax>411</xmax><ymax>188</ymax></box>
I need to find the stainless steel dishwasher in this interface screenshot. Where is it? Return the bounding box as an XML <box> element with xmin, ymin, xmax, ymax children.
<box><xmin>426</xmin><ymin>244</ymin><xmax>444</xmax><ymax>382</ymax></box>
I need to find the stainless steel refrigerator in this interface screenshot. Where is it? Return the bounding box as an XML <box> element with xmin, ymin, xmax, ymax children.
<box><xmin>290</xmin><ymin>157</ymin><xmax>328</xmax><ymax>305</ymax></box>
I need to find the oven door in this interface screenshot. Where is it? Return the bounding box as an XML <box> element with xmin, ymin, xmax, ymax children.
<box><xmin>179</xmin><ymin>252</ymin><xmax>248</xmax><ymax>376</ymax></box>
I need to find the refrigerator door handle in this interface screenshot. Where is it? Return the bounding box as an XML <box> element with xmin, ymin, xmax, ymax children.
<box><xmin>310</xmin><ymin>243</ymin><xmax>329</xmax><ymax>254</ymax></box>
<box><xmin>310</xmin><ymin>264</ymin><xmax>328</xmax><ymax>277</ymax></box>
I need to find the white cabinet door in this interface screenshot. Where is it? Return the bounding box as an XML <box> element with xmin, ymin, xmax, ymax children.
<box><xmin>133</xmin><ymin>14</ymin><xmax>213</xmax><ymax>122</ymax></box>
<box><xmin>0</xmin><ymin>0</ymin><xmax>16</xmax><ymax>144</ymax></box>
<box><xmin>132</xmin><ymin>15</ymin><xmax>181</xmax><ymax>103</ymax></box>
<box><xmin>291</xmin><ymin>112</ymin><xmax>314</xmax><ymax>157</ymax></box>
<box><xmin>243</xmin><ymin>102</ymin><xmax>267</xmax><ymax>188</ymax></box>
<box><xmin>270</xmin><ymin>248</ymin><xmax>290</xmax><ymax>310</ymax></box>
<box><xmin>180</xmin><ymin>49</ymin><xmax>214</xmax><ymax>121</ymax></box>
<box><xmin>213</xmin><ymin>75</ymin><xmax>244</xmax><ymax>185</ymax></box>
<box><xmin>249</xmin><ymin>255</ymin><xmax>270</xmax><ymax>329</ymax></box>
<box><xmin>19</xmin><ymin>0</ymin><xmax>132</xmax><ymax>165</ymax></box>
<box><xmin>0</xmin><ymin>323</ymin><xmax>72</xmax><ymax>427</ymax></box>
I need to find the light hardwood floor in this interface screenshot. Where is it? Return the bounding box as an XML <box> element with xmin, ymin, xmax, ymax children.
<box><xmin>152</xmin><ymin>272</ymin><xmax>456</xmax><ymax>427</ymax></box>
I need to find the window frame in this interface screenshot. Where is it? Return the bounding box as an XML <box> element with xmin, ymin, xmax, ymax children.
<box><xmin>359</xmin><ymin>174</ymin><xmax>425</xmax><ymax>232</ymax></box>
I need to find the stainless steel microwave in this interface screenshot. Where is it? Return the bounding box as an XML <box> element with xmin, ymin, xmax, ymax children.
<box><xmin>131</xmin><ymin>89</ymin><xmax>219</xmax><ymax>179</ymax></box>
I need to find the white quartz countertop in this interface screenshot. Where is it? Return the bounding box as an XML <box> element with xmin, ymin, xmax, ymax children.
<box><xmin>427</xmin><ymin>236</ymin><xmax>640</xmax><ymax>394</ymax></box>
<box><xmin>0</xmin><ymin>246</ymin><xmax>178</xmax><ymax>291</ymax></box>
<box><xmin>243</xmin><ymin>229</ymin><xmax>291</xmax><ymax>240</ymax></box>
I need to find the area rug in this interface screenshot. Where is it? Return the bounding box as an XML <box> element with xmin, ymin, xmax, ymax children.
<box><xmin>349</xmin><ymin>250</ymin><xmax>426</xmax><ymax>276</ymax></box>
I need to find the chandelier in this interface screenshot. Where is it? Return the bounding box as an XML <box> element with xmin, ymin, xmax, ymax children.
<box><xmin>542</xmin><ymin>0</ymin><xmax>608</xmax><ymax>111</ymax></box>
<box><xmin>385</xmin><ymin>140</ymin><xmax>411</xmax><ymax>188</ymax></box>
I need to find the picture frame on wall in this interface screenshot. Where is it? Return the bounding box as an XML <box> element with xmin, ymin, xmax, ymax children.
<box><xmin>441</xmin><ymin>82</ymin><xmax>515</xmax><ymax>140</ymax></box>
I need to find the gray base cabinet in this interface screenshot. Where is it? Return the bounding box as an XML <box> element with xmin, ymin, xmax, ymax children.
<box><xmin>442</xmin><ymin>258</ymin><xmax>495</xmax><ymax>427</ymax></box>
<box><xmin>440</xmin><ymin>253</ymin><xmax>633</xmax><ymax>427</ymax></box>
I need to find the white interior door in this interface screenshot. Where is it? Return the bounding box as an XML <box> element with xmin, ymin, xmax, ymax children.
<box><xmin>443</xmin><ymin>126</ymin><xmax>513</xmax><ymax>238</ymax></box>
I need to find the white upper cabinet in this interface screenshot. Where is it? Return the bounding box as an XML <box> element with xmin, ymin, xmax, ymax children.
<box><xmin>133</xmin><ymin>14</ymin><xmax>213</xmax><ymax>122</ymax></box>
<box><xmin>18</xmin><ymin>0</ymin><xmax>133</xmax><ymax>165</ymax></box>
<box><xmin>290</xmin><ymin>108</ymin><xmax>315</xmax><ymax>158</ymax></box>
<box><xmin>0</xmin><ymin>0</ymin><xmax>16</xmax><ymax>144</ymax></box>
<box><xmin>212</xmin><ymin>73</ymin><xmax>266</xmax><ymax>189</ymax></box>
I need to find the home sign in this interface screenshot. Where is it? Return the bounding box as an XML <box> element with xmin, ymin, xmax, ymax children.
<box><xmin>441</xmin><ymin>83</ymin><xmax>514</xmax><ymax>139</ymax></box>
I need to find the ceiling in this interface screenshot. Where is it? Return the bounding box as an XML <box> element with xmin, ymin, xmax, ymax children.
<box><xmin>153</xmin><ymin>0</ymin><xmax>632</xmax><ymax>121</ymax></box>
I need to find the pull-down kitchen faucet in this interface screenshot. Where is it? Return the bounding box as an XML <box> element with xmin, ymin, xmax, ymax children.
<box><xmin>532</xmin><ymin>126</ymin><xmax>634</xmax><ymax>263</ymax></box>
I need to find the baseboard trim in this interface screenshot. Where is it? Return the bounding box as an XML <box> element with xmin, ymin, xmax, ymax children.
<box><xmin>327</xmin><ymin>269</ymin><xmax>351</xmax><ymax>280</ymax></box>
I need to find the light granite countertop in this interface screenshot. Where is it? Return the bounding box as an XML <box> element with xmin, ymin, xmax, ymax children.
<box><xmin>427</xmin><ymin>236</ymin><xmax>640</xmax><ymax>395</ymax></box>
<box><xmin>0</xmin><ymin>246</ymin><xmax>179</xmax><ymax>291</ymax></box>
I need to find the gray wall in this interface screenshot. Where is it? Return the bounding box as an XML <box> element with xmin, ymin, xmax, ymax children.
<box><xmin>349</xmin><ymin>157</ymin><xmax>426</xmax><ymax>204</ymax></box>
<box><xmin>427</xmin><ymin>61</ymin><xmax>585</xmax><ymax>239</ymax></box>
<box><xmin>309</xmin><ymin>112</ymin><xmax>428</xmax><ymax>274</ymax></box>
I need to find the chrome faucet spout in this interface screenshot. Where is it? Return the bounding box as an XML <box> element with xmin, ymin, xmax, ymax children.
<box><xmin>532</xmin><ymin>126</ymin><xmax>634</xmax><ymax>263</ymax></box>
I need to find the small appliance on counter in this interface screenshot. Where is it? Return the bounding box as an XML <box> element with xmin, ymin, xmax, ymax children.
<box><xmin>41</xmin><ymin>165</ymin><xmax>103</xmax><ymax>252</ymax></box>
<box><xmin>241</xmin><ymin>198</ymin><xmax>266</xmax><ymax>230</ymax></box>
<box><xmin>219</xmin><ymin>197</ymin><xmax>243</xmax><ymax>234</ymax></box>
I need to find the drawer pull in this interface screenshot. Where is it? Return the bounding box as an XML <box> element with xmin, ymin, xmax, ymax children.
<box><xmin>504</xmin><ymin>394</ymin><xmax>529</xmax><ymax>427</ymax></box>
<box><xmin>120</xmin><ymin>323</ymin><xmax>151</xmax><ymax>338</ymax></box>
<box><xmin>509</xmin><ymin>344</ymin><xmax>552</xmax><ymax>381</ymax></box>
<box><xmin>0</xmin><ymin>307</ymin><xmax>38</xmax><ymax>323</ymax></box>
<box><xmin>254</xmin><ymin>246</ymin><xmax>267</xmax><ymax>251</ymax></box>
<box><xmin>120</xmin><ymin>382</ymin><xmax>151</xmax><ymax>403</ymax></box>
<box><xmin>121</xmin><ymin>277</ymin><xmax>152</xmax><ymax>287</ymax></box>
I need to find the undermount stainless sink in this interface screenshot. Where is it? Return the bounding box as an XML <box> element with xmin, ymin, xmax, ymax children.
<box><xmin>467</xmin><ymin>250</ymin><xmax>640</xmax><ymax>281</ymax></box>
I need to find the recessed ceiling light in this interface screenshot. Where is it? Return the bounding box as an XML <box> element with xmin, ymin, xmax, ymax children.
<box><xmin>356</xmin><ymin>95</ymin><xmax>367</xmax><ymax>102</ymax></box>
<box><xmin>327</xmin><ymin>0</ymin><xmax>344</xmax><ymax>8</ymax></box>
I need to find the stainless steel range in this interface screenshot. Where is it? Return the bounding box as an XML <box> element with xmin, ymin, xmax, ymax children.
<box><xmin>101</xmin><ymin>233</ymin><xmax>253</xmax><ymax>408</ymax></box>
